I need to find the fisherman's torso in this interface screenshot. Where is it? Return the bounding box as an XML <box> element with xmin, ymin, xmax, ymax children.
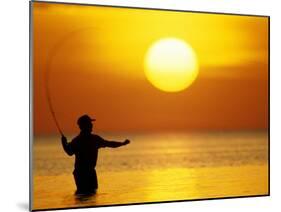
<box><xmin>72</xmin><ymin>133</ymin><xmax>100</xmax><ymax>171</ymax></box>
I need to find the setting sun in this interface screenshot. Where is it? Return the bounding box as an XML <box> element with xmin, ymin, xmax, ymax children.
<box><xmin>144</xmin><ymin>38</ymin><xmax>199</xmax><ymax>92</ymax></box>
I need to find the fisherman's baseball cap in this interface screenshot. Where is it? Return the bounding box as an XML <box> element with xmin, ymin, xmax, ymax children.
<box><xmin>77</xmin><ymin>114</ymin><xmax>96</xmax><ymax>126</ymax></box>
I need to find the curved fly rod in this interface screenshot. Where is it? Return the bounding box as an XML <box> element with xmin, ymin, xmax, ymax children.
<box><xmin>45</xmin><ymin>27</ymin><xmax>96</xmax><ymax>136</ymax></box>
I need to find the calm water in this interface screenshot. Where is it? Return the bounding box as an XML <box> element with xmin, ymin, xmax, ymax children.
<box><xmin>32</xmin><ymin>131</ymin><xmax>268</xmax><ymax>210</ymax></box>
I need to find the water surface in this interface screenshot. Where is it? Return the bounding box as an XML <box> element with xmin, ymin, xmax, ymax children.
<box><xmin>33</xmin><ymin>131</ymin><xmax>268</xmax><ymax>210</ymax></box>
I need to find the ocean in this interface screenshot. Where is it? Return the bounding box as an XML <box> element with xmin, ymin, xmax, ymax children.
<box><xmin>32</xmin><ymin>131</ymin><xmax>268</xmax><ymax>210</ymax></box>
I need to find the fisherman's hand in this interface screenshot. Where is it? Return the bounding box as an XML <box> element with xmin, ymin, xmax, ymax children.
<box><xmin>123</xmin><ymin>139</ymin><xmax>130</xmax><ymax>145</ymax></box>
<box><xmin>61</xmin><ymin>135</ymin><xmax>67</xmax><ymax>143</ymax></box>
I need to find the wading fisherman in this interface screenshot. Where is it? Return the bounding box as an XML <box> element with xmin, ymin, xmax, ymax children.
<box><xmin>61</xmin><ymin>114</ymin><xmax>130</xmax><ymax>195</ymax></box>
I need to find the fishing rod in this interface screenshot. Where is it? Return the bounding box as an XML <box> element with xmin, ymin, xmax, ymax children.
<box><xmin>45</xmin><ymin>60</ymin><xmax>63</xmax><ymax>136</ymax></box>
<box><xmin>45</xmin><ymin>27</ymin><xmax>95</xmax><ymax>136</ymax></box>
<box><xmin>45</xmin><ymin>41</ymin><xmax>65</xmax><ymax>136</ymax></box>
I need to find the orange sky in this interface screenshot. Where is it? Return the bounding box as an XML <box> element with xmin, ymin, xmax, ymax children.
<box><xmin>32</xmin><ymin>2</ymin><xmax>268</xmax><ymax>135</ymax></box>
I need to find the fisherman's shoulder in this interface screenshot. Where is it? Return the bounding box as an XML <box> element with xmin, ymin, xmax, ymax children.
<box><xmin>91</xmin><ymin>134</ymin><xmax>104</xmax><ymax>141</ymax></box>
<box><xmin>71</xmin><ymin>134</ymin><xmax>82</xmax><ymax>142</ymax></box>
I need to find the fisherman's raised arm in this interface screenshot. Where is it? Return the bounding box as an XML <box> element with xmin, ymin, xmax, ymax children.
<box><xmin>61</xmin><ymin>135</ymin><xmax>75</xmax><ymax>156</ymax></box>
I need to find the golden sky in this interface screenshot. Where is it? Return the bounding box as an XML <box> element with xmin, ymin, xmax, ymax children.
<box><xmin>33</xmin><ymin>2</ymin><xmax>268</xmax><ymax>135</ymax></box>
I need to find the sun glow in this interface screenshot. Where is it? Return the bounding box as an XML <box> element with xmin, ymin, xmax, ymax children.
<box><xmin>144</xmin><ymin>38</ymin><xmax>199</xmax><ymax>92</ymax></box>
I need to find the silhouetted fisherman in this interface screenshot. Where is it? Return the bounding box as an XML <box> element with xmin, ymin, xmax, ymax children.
<box><xmin>61</xmin><ymin>114</ymin><xmax>130</xmax><ymax>195</ymax></box>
